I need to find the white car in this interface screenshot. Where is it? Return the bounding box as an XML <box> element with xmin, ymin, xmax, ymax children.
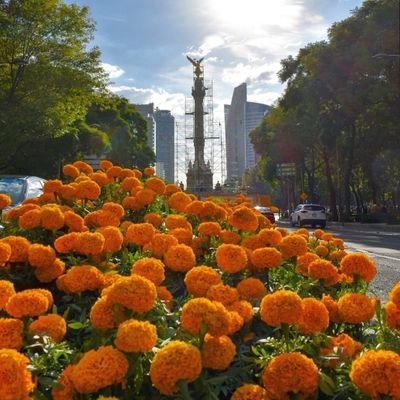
<box><xmin>290</xmin><ymin>204</ymin><xmax>327</xmax><ymax>228</ymax></box>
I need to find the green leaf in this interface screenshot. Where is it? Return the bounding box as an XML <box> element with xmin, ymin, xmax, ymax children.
<box><xmin>319</xmin><ymin>371</ymin><xmax>336</xmax><ymax>396</ymax></box>
<box><xmin>68</xmin><ymin>321</ymin><xmax>86</xmax><ymax>329</ymax></box>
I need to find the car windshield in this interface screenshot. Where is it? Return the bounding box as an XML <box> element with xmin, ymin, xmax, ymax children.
<box><xmin>0</xmin><ymin>177</ymin><xmax>25</xmax><ymax>205</ymax></box>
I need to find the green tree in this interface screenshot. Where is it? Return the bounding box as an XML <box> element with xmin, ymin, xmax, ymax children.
<box><xmin>0</xmin><ymin>0</ymin><xmax>107</xmax><ymax>173</ymax></box>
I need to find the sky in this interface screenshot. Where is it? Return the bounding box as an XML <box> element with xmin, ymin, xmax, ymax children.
<box><xmin>65</xmin><ymin>0</ymin><xmax>364</xmax><ymax>183</ymax></box>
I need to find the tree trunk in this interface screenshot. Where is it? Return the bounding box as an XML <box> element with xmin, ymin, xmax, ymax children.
<box><xmin>322</xmin><ymin>147</ymin><xmax>338</xmax><ymax>221</ymax></box>
<box><xmin>343</xmin><ymin>123</ymin><xmax>356</xmax><ymax>221</ymax></box>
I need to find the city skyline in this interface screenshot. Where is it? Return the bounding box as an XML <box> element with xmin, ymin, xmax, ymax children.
<box><xmin>65</xmin><ymin>0</ymin><xmax>363</xmax><ymax>125</ymax></box>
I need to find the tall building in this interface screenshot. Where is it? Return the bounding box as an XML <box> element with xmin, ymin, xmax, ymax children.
<box><xmin>225</xmin><ymin>83</ymin><xmax>270</xmax><ymax>181</ymax></box>
<box><xmin>155</xmin><ymin>109</ymin><xmax>175</xmax><ymax>183</ymax></box>
<box><xmin>135</xmin><ymin>103</ymin><xmax>156</xmax><ymax>152</ymax></box>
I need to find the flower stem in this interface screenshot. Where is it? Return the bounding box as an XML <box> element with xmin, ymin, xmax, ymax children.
<box><xmin>178</xmin><ymin>379</ymin><xmax>193</xmax><ymax>400</ymax></box>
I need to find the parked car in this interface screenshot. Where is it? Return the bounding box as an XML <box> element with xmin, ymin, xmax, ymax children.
<box><xmin>290</xmin><ymin>204</ymin><xmax>326</xmax><ymax>228</ymax></box>
<box><xmin>254</xmin><ymin>205</ymin><xmax>276</xmax><ymax>224</ymax></box>
<box><xmin>0</xmin><ymin>175</ymin><xmax>46</xmax><ymax>210</ymax></box>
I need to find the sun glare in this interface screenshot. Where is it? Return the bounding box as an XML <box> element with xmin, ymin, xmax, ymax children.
<box><xmin>205</xmin><ymin>0</ymin><xmax>303</xmax><ymax>32</ymax></box>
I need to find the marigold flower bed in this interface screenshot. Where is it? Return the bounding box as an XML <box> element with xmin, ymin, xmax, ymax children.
<box><xmin>0</xmin><ymin>160</ymin><xmax>399</xmax><ymax>400</ymax></box>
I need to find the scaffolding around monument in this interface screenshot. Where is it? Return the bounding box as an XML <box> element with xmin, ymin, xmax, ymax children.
<box><xmin>174</xmin><ymin>80</ymin><xmax>226</xmax><ymax>189</ymax></box>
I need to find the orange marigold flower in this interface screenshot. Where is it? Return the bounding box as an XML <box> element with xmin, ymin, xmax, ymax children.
<box><xmin>184</xmin><ymin>200</ymin><xmax>204</xmax><ymax>216</ymax></box>
<box><xmin>165</xmin><ymin>214</ymin><xmax>192</xmax><ymax>231</ymax></box>
<box><xmin>215</xmin><ymin>243</ymin><xmax>248</xmax><ymax>274</ymax></box>
<box><xmin>315</xmin><ymin>244</ymin><xmax>329</xmax><ymax>257</ymax></box>
<box><xmin>29</xmin><ymin>314</ymin><xmax>67</xmax><ymax>343</ymax></box>
<box><xmin>322</xmin><ymin>333</ymin><xmax>363</xmax><ymax>367</ymax></box>
<box><xmin>89</xmin><ymin>296</ymin><xmax>116</xmax><ymax>330</ymax></box>
<box><xmin>389</xmin><ymin>281</ymin><xmax>400</xmax><ymax>306</ymax></box>
<box><xmin>157</xmin><ymin>286</ymin><xmax>173</xmax><ymax>306</ymax></box>
<box><xmin>198</xmin><ymin>200</ymin><xmax>218</xmax><ymax>220</ymax></box>
<box><xmin>88</xmin><ymin>171</ymin><xmax>110</xmax><ymax>186</ymax></box>
<box><xmin>121</xmin><ymin>176</ymin><xmax>142</xmax><ymax>192</ymax></box>
<box><xmin>295</xmin><ymin>227</ymin><xmax>309</xmax><ymax>238</ymax></box>
<box><xmin>227</xmin><ymin>300</ymin><xmax>254</xmax><ymax>323</ymax></box>
<box><xmin>28</xmin><ymin>243</ymin><xmax>56</xmax><ymax>268</ymax></box>
<box><xmin>339</xmin><ymin>253</ymin><xmax>377</xmax><ymax>283</ymax></box>
<box><xmin>149</xmin><ymin>340</ymin><xmax>202</xmax><ymax>396</ymax></box>
<box><xmin>164</xmin><ymin>243</ymin><xmax>196</xmax><ymax>272</ymax></box>
<box><xmin>350</xmin><ymin>350</ymin><xmax>400</xmax><ymax>399</ymax></box>
<box><xmin>121</xmin><ymin>195</ymin><xmax>142</xmax><ymax>211</ymax></box>
<box><xmin>131</xmin><ymin>257</ymin><xmax>165</xmax><ymax>286</ymax></box>
<box><xmin>54</xmin><ymin>232</ymin><xmax>79</xmax><ymax>253</ymax></box>
<box><xmin>191</xmin><ymin>236</ymin><xmax>209</xmax><ymax>257</ymax></box>
<box><xmin>73</xmin><ymin>160</ymin><xmax>93</xmax><ymax>174</ymax></box>
<box><xmin>228</xmin><ymin>206</ymin><xmax>259</xmax><ymax>231</ymax></box>
<box><xmin>145</xmin><ymin>176</ymin><xmax>166</xmax><ymax>195</ymax></box>
<box><xmin>207</xmin><ymin>283</ymin><xmax>239</xmax><ymax>306</ymax></box>
<box><xmin>40</xmin><ymin>204</ymin><xmax>65</xmax><ymax>230</ymax></box>
<box><xmin>125</xmin><ymin>222</ymin><xmax>155</xmax><ymax>246</ymax></box>
<box><xmin>18</xmin><ymin>208</ymin><xmax>41</xmax><ymax>229</ymax></box>
<box><xmin>97</xmin><ymin>226</ymin><xmax>124</xmax><ymax>253</ymax></box>
<box><xmin>43</xmin><ymin>179</ymin><xmax>63</xmax><ymax>193</ymax></box>
<box><xmin>279</xmin><ymin>234</ymin><xmax>308</xmax><ymax>259</ymax></box>
<box><xmin>0</xmin><ymin>193</ymin><xmax>12</xmax><ymax>209</ymax></box>
<box><xmin>218</xmin><ymin>229</ymin><xmax>241</xmax><ymax>244</ymax></box>
<box><xmin>250</xmin><ymin>247</ymin><xmax>282</xmax><ymax>271</ymax></box>
<box><xmin>62</xmin><ymin>163</ymin><xmax>80</xmax><ymax>178</ymax></box>
<box><xmin>0</xmin><ymin>318</ymin><xmax>23</xmax><ymax>350</ymax></box>
<box><xmin>143</xmin><ymin>166</ymin><xmax>155</xmax><ymax>176</ymax></box>
<box><xmin>384</xmin><ymin>301</ymin><xmax>400</xmax><ymax>329</ymax></box>
<box><xmin>75</xmin><ymin>231</ymin><xmax>105</xmax><ymax>255</ymax></box>
<box><xmin>0</xmin><ymin>241</ymin><xmax>12</xmax><ymax>263</ymax></box>
<box><xmin>321</xmin><ymin>232</ymin><xmax>334</xmax><ymax>241</ymax></box>
<box><xmin>184</xmin><ymin>265</ymin><xmax>222</xmax><ymax>297</ymax></box>
<box><xmin>1</xmin><ymin>235</ymin><xmax>30</xmax><ymax>263</ymax></box>
<box><xmin>260</xmin><ymin>290</ymin><xmax>303</xmax><ymax>327</ymax></box>
<box><xmin>34</xmin><ymin>258</ymin><xmax>65</xmax><ymax>283</ymax></box>
<box><xmin>102</xmin><ymin>202</ymin><xmax>125</xmax><ymax>218</ymax></box>
<box><xmin>63</xmin><ymin>210</ymin><xmax>86</xmax><ymax>232</ymax></box>
<box><xmin>0</xmin><ymin>280</ymin><xmax>15</xmax><ymax>309</ymax></box>
<box><xmin>143</xmin><ymin>232</ymin><xmax>178</xmax><ymax>259</ymax></box>
<box><xmin>114</xmin><ymin>319</ymin><xmax>157</xmax><ymax>352</ymax></box>
<box><xmin>231</xmin><ymin>384</ymin><xmax>268</xmax><ymax>400</ymax></box>
<box><xmin>51</xmin><ymin>364</ymin><xmax>76</xmax><ymax>400</ymax></box>
<box><xmin>170</xmin><ymin>227</ymin><xmax>193</xmax><ymax>245</ymax></box>
<box><xmin>201</xmin><ymin>334</ymin><xmax>236</xmax><ymax>370</ymax></box>
<box><xmin>0</xmin><ymin>349</ymin><xmax>36</xmax><ymax>399</ymax></box>
<box><xmin>296</xmin><ymin>252</ymin><xmax>320</xmax><ymax>276</ymax></box>
<box><xmin>75</xmin><ymin>179</ymin><xmax>101</xmax><ymax>200</ymax></box>
<box><xmin>198</xmin><ymin>221</ymin><xmax>221</xmax><ymax>237</ymax></box>
<box><xmin>181</xmin><ymin>297</ymin><xmax>231</xmax><ymax>337</ymax></box>
<box><xmin>321</xmin><ymin>294</ymin><xmax>342</xmax><ymax>323</ymax></box>
<box><xmin>168</xmin><ymin>191</ymin><xmax>192</xmax><ymax>212</ymax></box>
<box><xmin>58</xmin><ymin>183</ymin><xmax>77</xmax><ymax>202</ymax></box>
<box><xmin>308</xmin><ymin>259</ymin><xmax>340</xmax><ymax>286</ymax></box>
<box><xmin>261</xmin><ymin>352</ymin><xmax>319</xmax><ymax>399</ymax></box>
<box><xmin>135</xmin><ymin>188</ymin><xmax>157</xmax><ymax>206</ymax></box>
<box><xmin>164</xmin><ymin>182</ymin><xmax>181</xmax><ymax>196</ymax></box>
<box><xmin>227</xmin><ymin>310</ymin><xmax>244</xmax><ymax>335</ymax></box>
<box><xmin>5</xmin><ymin>288</ymin><xmax>52</xmax><ymax>318</ymax></box>
<box><xmin>298</xmin><ymin>297</ymin><xmax>329</xmax><ymax>335</ymax></box>
<box><xmin>258</xmin><ymin>228</ymin><xmax>282</xmax><ymax>246</ymax></box>
<box><xmin>70</xmin><ymin>346</ymin><xmax>129</xmax><ymax>394</ymax></box>
<box><xmin>56</xmin><ymin>265</ymin><xmax>105</xmax><ymax>294</ymax></box>
<box><xmin>144</xmin><ymin>212</ymin><xmax>163</xmax><ymax>228</ymax></box>
<box><xmin>314</xmin><ymin>229</ymin><xmax>325</xmax><ymax>239</ymax></box>
<box><xmin>241</xmin><ymin>234</ymin><xmax>264</xmax><ymax>250</ymax></box>
<box><xmin>107</xmin><ymin>275</ymin><xmax>157</xmax><ymax>313</ymax></box>
<box><xmin>99</xmin><ymin>159</ymin><xmax>113</xmax><ymax>171</ymax></box>
<box><xmin>236</xmin><ymin>277</ymin><xmax>267</xmax><ymax>302</ymax></box>
<box><xmin>337</xmin><ymin>293</ymin><xmax>375</xmax><ymax>324</ymax></box>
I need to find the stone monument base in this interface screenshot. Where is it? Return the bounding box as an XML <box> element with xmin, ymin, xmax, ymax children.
<box><xmin>186</xmin><ymin>163</ymin><xmax>213</xmax><ymax>196</ymax></box>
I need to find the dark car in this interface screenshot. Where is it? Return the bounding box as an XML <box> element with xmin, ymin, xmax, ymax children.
<box><xmin>254</xmin><ymin>205</ymin><xmax>276</xmax><ymax>223</ymax></box>
<box><xmin>0</xmin><ymin>175</ymin><xmax>46</xmax><ymax>209</ymax></box>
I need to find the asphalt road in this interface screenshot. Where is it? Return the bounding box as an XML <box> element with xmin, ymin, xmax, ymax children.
<box><xmin>277</xmin><ymin>219</ymin><xmax>400</xmax><ymax>303</ymax></box>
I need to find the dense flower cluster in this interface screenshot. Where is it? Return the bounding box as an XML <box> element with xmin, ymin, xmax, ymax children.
<box><xmin>0</xmin><ymin>159</ymin><xmax>397</xmax><ymax>399</ymax></box>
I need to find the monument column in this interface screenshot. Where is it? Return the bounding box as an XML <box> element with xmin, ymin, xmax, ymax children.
<box><xmin>185</xmin><ymin>56</ymin><xmax>213</xmax><ymax>196</ymax></box>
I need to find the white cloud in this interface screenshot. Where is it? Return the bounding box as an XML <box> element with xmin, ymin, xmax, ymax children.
<box><xmin>101</xmin><ymin>62</ymin><xmax>125</xmax><ymax>79</ymax></box>
<box><xmin>109</xmin><ymin>85</ymin><xmax>185</xmax><ymax>116</ymax></box>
